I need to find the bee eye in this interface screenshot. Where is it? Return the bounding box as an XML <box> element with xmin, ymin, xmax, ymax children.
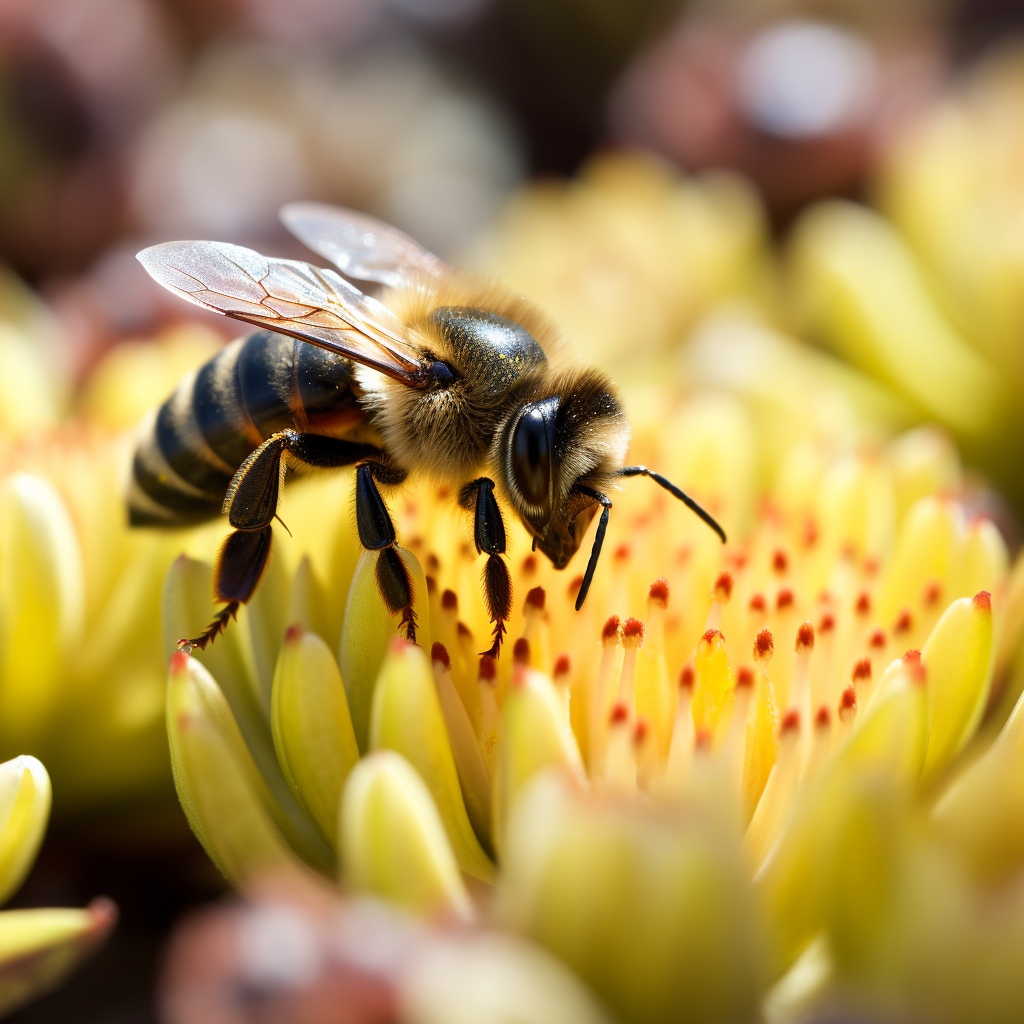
<box><xmin>512</xmin><ymin>406</ymin><xmax>550</xmax><ymax>507</ymax></box>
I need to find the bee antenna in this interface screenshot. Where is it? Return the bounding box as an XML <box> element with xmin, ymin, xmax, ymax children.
<box><xmin>618</xmin><ymin>466</ymin><xmax>726</xmax><ymax>543</ymax></box>
<box><xmin>573</xmin><ymin>485</ymin><xmax>612</xmax><ymax>611</ymax></box>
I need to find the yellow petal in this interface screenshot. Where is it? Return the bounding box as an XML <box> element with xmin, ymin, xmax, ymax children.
<box><xmin>339</xmin><ymin>750</ymin><xmax>472</xmax><ymax>920</ymax></box>
<box><xmin>271</xmin><ymin>625</ymin><xmax>360</xmax><ymax>846</ymax></box>
<box><xmin>369</xmin><ymin>640</ymin><xmax>492</xmax><ymax>882</ymax></box>
<box><xmin>493</xmin><ymin>669</ymin><xmax>586</xmax><ymax>856</ymax></box>
<box><xmin>0</xmin><ymin>898</ymin><xmax>116</xmax><ymax>1017</ymax></box>
<box><xmin>932</xmin><ymin>685</ymin><xmax>1024</xmax><ymax>881</ymax></box>
<box><xmin>167</xmin><ymin>651</ymin><xmax>315</xmax><ymax>884</ymax></box>
<box><xmin>0</xmin><ymin>474</ymin><xmax>84</xmax><ymax>742</ymax></box>
<box><xmin>340</xmin><ymin>547</ymin><xmax>430</xmax><ymax>752</ymax></box>
<box><xmin>921</xmin><ymin>592</ymin><xmax>994</xmax><ymax>781</ymax></box>
<box><xmin>500</xmin><ymin>770</ymin><xmax>761</xmax><ymax>1024</ymax></box>
<box><xmin>0</xmin><ymin>756</ymin><xmax>51</xmax><ymax>906</ymax></box>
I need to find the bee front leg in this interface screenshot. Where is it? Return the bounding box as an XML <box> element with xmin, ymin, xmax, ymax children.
<box><xmin>459</xmin><ymin>477</ymin><xmax>511</xmax><ymax>659</ymax></box>
<box><xmin>354</xmin><ymin>460</ymin><xmax>417</xmax><ymax>643</ymax></box>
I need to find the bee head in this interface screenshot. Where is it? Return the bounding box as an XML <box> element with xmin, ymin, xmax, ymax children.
<box><xmin>496</xmin><ymin>368</ymin><xmax>629</xmax><ymax>570</ymax></box>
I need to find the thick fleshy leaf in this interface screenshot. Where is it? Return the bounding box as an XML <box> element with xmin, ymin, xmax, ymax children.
<box><xmin>167</xmin><ymin>652</ymin><xmax>314</xmax><ymax>884</ymax></box>
<box><xmin>0</xmin><ymin>899</ymin><xmax>116</xmax><ymax>1017</ymax></box>
<box><xmin>0</xmin><ymin>756</ymin><xmax>51</xmax><ymax>907</ymax></box>
<box><xmin>921</xmin><ymin>592</ymin><xmax>994</xmax><ymax>781</ymax></box>
<box><xmin>340</xmin><ymin>751</ymin><xmax>472</xmax><ymax>920</ymax></box>
<box><xmin>340</xmin><ymin>547</ymin><xmax>430</xmax><ymax>753</ymax></box>
<box><xmin>369</xmin><ymin>640</ymin><xmax>492</xmax><ymax>881</ymax></box>
<box><xmin>271</xmin><ymin>626</ymin><xmax>360</xmax><ymax>846</ymax></box>
<box><xmin>0</xmin><ymin>474</ymin><xmax>84</xmax><ymax>742</ymax></box>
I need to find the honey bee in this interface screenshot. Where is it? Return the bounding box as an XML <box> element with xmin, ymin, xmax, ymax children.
<box><xmin>133</xmin><ymin>203</ymin><xmax>725</xmax><ymax>655</ymax></box>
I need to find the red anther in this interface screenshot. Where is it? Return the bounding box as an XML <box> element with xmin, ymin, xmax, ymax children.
<box><xmin>864</xmin><ymin>556</ymin><xmax>880</xmax><ymax>577</ymax></box>
<box><xmin>730</xmin><ymin>550</ymin><xmax>749</xmax><ymax>570</ymax></box>
<box><xmin>773</xmin><ymin>549</ymin><xmax>788</xmax><ymax>574</ymax></box>
<box><xmin>839</xmin><ymin>685</ymin><xmax>858</xmax><ymax>714</ymax></box>
<box><xmin>802</xmin><ymin>518</ymin><xmax>819</xmax><ymax>548</ymax></box>
<box><xmin>478</xmin><ymin>655</ymin><xmax>497</xmax><ymax>681</ymax></box>
<box><xmin>442</xmin><ymin>589</ymin><xmax>458</xmax><ymax>611</ymax></box>
<box><xmin>568</xmin><ymin>574</ymin><xmax>585</xmax><ymax>596</ymax></box>
<box><xmin>623</xmin><ymin>618</ymin><xmax>646</xmax><ymax>646</ymax></box>
<box><xmin>815</xmin><ymin>705</ymin><xmax>831</xmax><ymax>727</ymax></box>
<box><xmin>818</xmin><ymin>613</ymin><xmax>835</xmax><ymax>634</ymax></box>
<box><xmin>610</xmin><ymin>702</ymin><xmax>629</xmax><ymax>725</ymax></box>
<box><xmin>776</xmin><ymin>588</ymin><xmax>794</xmax><ymax>611</ymax></box>
<box><xmin>973</xmin><ymin>590</ymin><xmax>992</xmax><ymax>612</ymax></box>
<box><xmin>903</xmin><ymin>649</ymin><xmax>922</xmax><ymax>664</ymax></box>
<box><xmin>702</xmin><ymin>627</ymin><xmax>725</xmax><ymax>645</ymax></box>
<box><xmin>894</xmin><ymin>608</ymin><xmax>912</xmax><ymax>633</ymax></box>
<box><xmin>457</xmin><ymin>621</ymin><xmax>472</xmax><ymax>639</ymax></box>
<box><xmin>923</xmin><ymin>580</ymin><xmax>942</xmax><ymax>606</ymax></box>
<box><xmin>649</xmin><ymin>577</ymin><xmax>670</xmax><ymax>606</ymax></box>
<box><xmin>694</xmin><ymin>729</ymin><xmax>713</xmax><ymax>751</ymax></box>
<box><xmin>525</xmin><ymin>586</ymin><xmax>546</xmax><ymax>611</ymax></box>
<box><xmin>633</xmin><ymin>719</ymin><xmax>649</xmax><ymax>745</ymax></box>
<box><xmin>553</xmin><ymin>653</ymin><xmax>571</xmax><ymax>677</ymax></box>
<box><xmin>284</xmin><ymin>622</ymin><xmax>303</xmax><ymax>643</ymax></box>
<box><xmin>907</xmin><ymin>660</ymin><xmax>927</xmax><ymax>685</ymax></box>
<box><xmin>754</xmin><ymin>629</ymin><xmax>774</xmax><ymax>660</ymax></box>
<box><xmin>676</xmin><ymin>545</ymin><xmax>692</xmax><ymax>565</ymax></box>
<box><xmin>852</xmin><ymin>657</ymin><xmax>872</xmax><ymax>682</ymax></box>
<box><xmin>749</xmin><ymin>593</ymin><xmax>767</xmax><ymax>613</ymax></box>
<box><xmin>407</xmin><ymin>533</ymin><xmax>423</xmax><ymax>549</ymax></box>
<box><xmin>713</xmin><ymin>571</ymin><xmax>733</xmax><ymax>601</ymax></box>
<box><xmin>602</xmin><ymin>615</ymin><xmax>621</xmax><ymax>642</ymax></box>
<box><xmin>522</xmin><ymin>554</ymin><xmax>538</xmax><ymax>575</ymax></box>
<box><xmin>680</xmin><ymin>663</ymin><xmax>695</xmax><ymax>690</ymax></box>
<box><xmin>614</xmin><ymin>543</ymin><xmax>631</xmax><ymax>561</ymax></box>
<box><xmin>868</xmin><ymin>628</ymin><xmax>886</xmax><ymax>649</ymax></box>
<box><xmin>780</xmin><ymin>709</ymin><xmax>800</xmax><ymax>735</ymax></box>
<box><xmin>736</xmin><ymin>666</ymin><xmax>755</xmax><ymax>688</ymax></box>
<box><xmin>795</xmin><ymin>621</ymin><xmax>815</xmax><ymax>652</ymax></box>
<box><xmin>425</xmin><ymin>552</ymin><xmax>439</xmax><ymax>573</ymax></box>
<box><xmin>431</xmin><ymin>643</ymin><xmax>451</xmax><ymax>669</ymax></box>
<box><xmin>426</xmin><ymin>576</ymin><xmax>438</xmax><ymax>597</ymax></box>
<box><xmin>513</xmin><ymin>637</ymin><xmax>530</xmax><ymax>665</ymax></box>
<box><xmin>170</xmin><ymin>649</ymin><xmax>191</xmax><ymax>673</ymax></box>
<box><xmin>855</xmin><ymin>591</ymin><xmax>871</xmax><ymax>615</ymax></box>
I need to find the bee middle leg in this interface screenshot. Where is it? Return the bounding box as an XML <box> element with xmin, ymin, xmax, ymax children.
<box><xmin>182</xmin><ymin>430</ymin><xmax>381</xmax><ymax>650</ymax></box>
<box><xmin>354</xmin><ymin>460</ymin><xmax>418</xmax><ymax>643</ymax></box>
<box><xmin>459</xmin><ymin>477</ymin><xmax>511</xmax><ymax>659</ymax></box>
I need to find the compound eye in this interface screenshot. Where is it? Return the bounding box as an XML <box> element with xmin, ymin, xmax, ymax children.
<box><xmin>512</xmin><ymin>406</ymin><xmax>550</xmax><ymax>507</ymax></box>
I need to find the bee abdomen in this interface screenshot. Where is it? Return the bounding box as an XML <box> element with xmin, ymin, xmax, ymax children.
<box><xmin>129</xmin><ymin>331</ymin><xmax>359</xmax><ymax>527</ymax></box>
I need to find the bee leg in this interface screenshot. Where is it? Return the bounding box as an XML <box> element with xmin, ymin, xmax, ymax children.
<box><xmin>184</xmin><ymin>431</ymin><xmax>382</xmax><ymax>650</ymax></box>
<box><xmin>355</xmin><ymin>460</ymin><xmax>417</xmax><ymax>643</ymax></box>
<box><xmin>458</xmin><ymin>477</ymin><xmax>511</xmax><ymax>658</ymax></box>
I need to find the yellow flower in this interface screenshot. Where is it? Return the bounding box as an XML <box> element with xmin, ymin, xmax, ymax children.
<box><xmin>0</xmin><ymin>754</ymin><xmax>116</xmax><ymax>1016</ymax></box>
<box><xmin>163</xmin><ymin>377</ymin><xmax>1024</xmax><ymax>1021</ymax></box>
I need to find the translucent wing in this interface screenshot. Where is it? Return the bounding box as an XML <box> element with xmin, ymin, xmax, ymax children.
<box><xmin>137</xmin><ymin>240</ymin><xmax>430</xmax><ymax>386</ymax></box>
<box><xmin>280</xmin><ymin>202</ymin><xmax>445</xmax><ymax>287</ymax></box>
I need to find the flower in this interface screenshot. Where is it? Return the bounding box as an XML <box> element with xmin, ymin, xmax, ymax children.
<box><xmin>163</xmin><ymin>375</ymin><xmax>1024</xmax><ymax>1021</ymax></box>
<box><xmin>0</xmin><ymin>754</ymin><xmax>116</xmax><ymax>1016</ymax></box>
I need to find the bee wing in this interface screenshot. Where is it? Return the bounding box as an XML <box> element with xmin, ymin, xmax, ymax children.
<box><xmin>280</xmin><ymin>202</ymin><xmax>446</xmax><ymax>287</ymax></box>
<box><xmin>138</xmin><ymin>240</ymin><xmax>430</xmax><ymax>386</ymax></box>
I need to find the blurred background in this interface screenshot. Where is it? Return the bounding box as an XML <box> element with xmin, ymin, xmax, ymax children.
<box><xmin>2</xmin><ymin>0</ymin><xmax>1024</xmax><ymax>1020</ymax></box>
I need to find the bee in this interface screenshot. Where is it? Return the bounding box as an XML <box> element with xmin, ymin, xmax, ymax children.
<box><xmin>133</xmin><ymin>203</ymin><xmax>725</xmax><ymax>655</ymax></box>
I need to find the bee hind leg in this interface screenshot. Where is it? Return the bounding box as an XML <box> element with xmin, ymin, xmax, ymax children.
<box><xmin>355</xmin><ymin>461</ymin><xmax>417</xmax><ymax>643</ymax></box>
<box><xmin>458</xmin><ymin>478</ymin><xmax>511</xmax><ymax>659</ymax></box>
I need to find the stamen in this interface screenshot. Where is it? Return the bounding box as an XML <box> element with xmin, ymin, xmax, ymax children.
<box><xmin>512</xmin><ymin>637</ymin><xmax>530</xmax><ymax>667</ymax></box>
<box><xmin>790</xmin><ymin>621</ymin><xmax>814</xmax><ymax>769</ymax></box>
<box><xmin>442</xmin><ymin>589</ymin><xmax>458</xmax><ymax>611</ymax></box>
<box><xmin>923</xmin><ymin>580</ymin><xmax>942</xmax><ymax>606</ymax></box>
<box><xmin>522</xmin><ymin>586</ymin><xmax>549</xmax><ymax>670</ymax></box>
<box><xmin>666</xmin><ymin>663</ymin><xmax>696</xmax><ymax>792</ymax></box>
<box><xmin>430</xmin><ymin>642</ymin><xmax>451</xmax><ymax>670</ymax></box>
<box><xmin>868</xmin><ymin>628</ymin><xmax>886</xmax><ymax>649</ymax></box>
<box><xmin>633</xmin><ymin>717</ymin><xmax>658</xmax><ymax>791</ymax></box>
<box><xmin>706</xmin><ymin>571</ymin><xmax>732</xmax><ymax>630</ymax></box>
<box><xmin>284</xmin><ymin>622</ymin><xmax>303</xmax><ymax>644</ymax></box>
<box><xmin>754</xmin><ymin>629</ymin><xmax>774</xmax><ymax>663</ymax></box>
<box><xmin>894</xmin><ymin>608</ymin><xmax>912</xmax><ymax>634</ymax></box>
<box><xmin>589</xmin><ymin>617</ymin><xmax>622</xmax><ymax>777</ymax></box>
<box><xmin>744</xmin><ymin>708</ymin><xmax>801</xmax><ymax>871</ymax></box>
<box><xmin>723</xmin><ymin>667</ymin><xmax>754</xmax><ymax>794</ymax></box>
<box><xmin>776</xmin><ymin>588</ymin><xmax>794</xmax><ymax>611</ymax></box>
<box><xmin>749</xmin><ymin>593</ymin><xmax>767</xmax><ymax>614</ymax></box>
<box><xmin>773</xmin><ymin>549</ymin><xmax>789</xmax><ymax>575</ymax></box>
<box><xmin>855</xmin><ymin>591</ymin><xmax>871</xmax><ymax>616</ymax></box>
<box><xmin>838</xmin><ymin>684</ymin><xmax>858</xmax><ymax>736</ymax></box>
<box><xmin>648</xmin><ymin>577</ymin><xmax>670</xmax><ymax>608</ymax></box>
<box><xmin>552</xmin><ymin>653</ymin><xmax>572</xmax><ymax>729</ymax></box>
<box><xmin>617</xmin><ymin>618</ymin><xmax>645</xmax><ymax>712</ymax></box>
<box><xmin>603</xmin><ymin>702</ymin><xmax>636</xmax><ymax>792</ymax></box>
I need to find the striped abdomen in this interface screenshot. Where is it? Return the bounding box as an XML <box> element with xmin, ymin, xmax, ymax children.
<box><xmin>128</xmin><ymin>331</ymin><xmax>361</xmax><ymax>526</ymax></box>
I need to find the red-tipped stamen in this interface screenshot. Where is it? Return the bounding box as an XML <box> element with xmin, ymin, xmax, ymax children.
<box><xmin>754</xmin><ymin>629</ymin><xmax>774</xmax><ymax>662</ymax></box>
<box><xmin>431</xmin><ymin>642</ymin><xmax>451</xmax><ymax>670</ymax></box>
